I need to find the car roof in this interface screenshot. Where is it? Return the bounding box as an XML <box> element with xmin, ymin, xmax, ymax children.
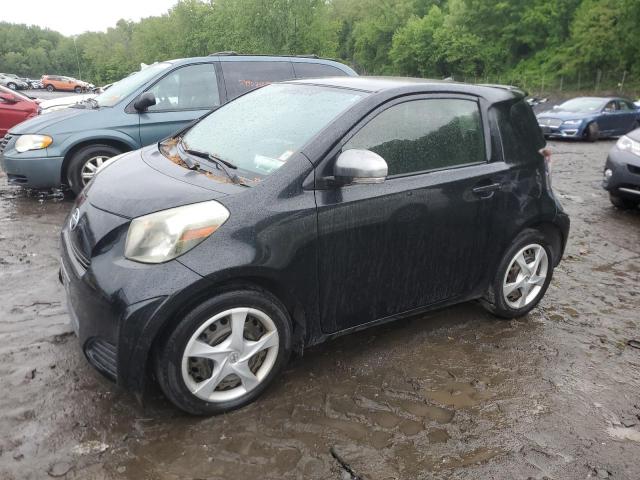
<box><xmin>287</xmin><ymin>76</ymin><xmax>523</xmax><ymax>102</ymax></box>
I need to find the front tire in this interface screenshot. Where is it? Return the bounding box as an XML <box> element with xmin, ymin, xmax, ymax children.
<box><xmin>7</xmin><ymin>82</ymin><xmax>16</xmax><ymax>90</ymax></box>
<box><xmin>156</xmin><ymin>289</ymin><xmax>292</xmax><ymax>415</ymax></box>
<box><xmin>74</xmin><ymin>86</ymin><xmax>82</xmax><ymax>93</ymax></box>
<box><xmin>481</xmin><ymin>229</ymin><xmax>554</xmax><ymax>319</ymax></box>
<box><xmin>65</xmin><ymin>144</ymin><xmax>122</xmax><ymax>195</ymax></box>
<box><xmin>584</xmin><ymin>122</ymin><xmax>599</xmax><ymax>142</ymax></box>
<box><xmin>610</xmin><ymin>193</ymin><xmax>639</xmax><ymax>210</ymax></box>
<box><xmin>46</xmin><ymin>84</ymin><xmax>54</xmax><ymax>92</ymax></box>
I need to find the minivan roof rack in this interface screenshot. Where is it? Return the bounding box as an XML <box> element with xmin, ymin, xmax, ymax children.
<box><xmin>207</xmin><ymin>52</ymin><xmax>322</xmax><ymax>60</ymax></box>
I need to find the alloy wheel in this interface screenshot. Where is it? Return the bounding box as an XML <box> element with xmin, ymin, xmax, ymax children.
<box><xmin>80</xmin><ymin>155</ymin><xmax>110</xmax><ymax>185</ymax></box>
<box><xmin>181</xmin><ymin>307</ymin><xmax>279</xmax><ymax>402</ymax></box>
<box><xmin>502</xmin><ymin>243</ymin><xmax>549</xmax><ymax>309</ymax></box>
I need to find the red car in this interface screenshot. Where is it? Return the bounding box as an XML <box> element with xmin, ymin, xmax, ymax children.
<box><xmin>0</xmin><ymin>85</ymin><xmax>40</xmax><ymax>136</ymax></box>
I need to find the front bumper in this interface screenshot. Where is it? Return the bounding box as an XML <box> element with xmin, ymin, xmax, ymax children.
<box><xmin>0</xmin><ymin>136</ymin><xmax>64</xmax><ymax>188</ymax></box>
<box><xmin>603</xmin><ymin>148</ymin><xmax>640</xmax><ymax>198</ymax></box>
<box><xmin>539</xmin><ymin>124</ymin><xmax>583</xmax><ymax>138</ymax></box>
<box><xmin>60</xmin><ymin>201</ymin><xmax>206</xmax><ymax>394</ymax></box>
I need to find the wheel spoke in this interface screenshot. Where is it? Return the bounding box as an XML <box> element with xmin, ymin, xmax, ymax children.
<box><xmin>515</xmin><ymin>253</ymin><xmax>531</xmax><ymax>275</ymax></box>
<box><xmin>185</xmin><ymin>339</ymin><xmax>232</xmax><ymax>363</ymax></box>
<box><xmin>529</xmin><ymin>275</ymin><xmax>546</xmax><ymax>286</ymax></box>
<box><xmin>504</xmin><ymin>277</ymin><xmax>525</xmax><ymax>296</ymax></box>
<box><xmin>229</xmin><ymin>309</ymin><xmax>248</xmax><ymax>352</ymax></box>
<box><xmin>530</xmin><ymin>247</ymin><xmax>544</xmax><ymax>275</ymax></box>
<box><xmin>240</xmin><ymin>331</ymin><xmax>277</xmax><ymax>362</ymax></box>
<box><xmin>231</xmin><ymin>361</ymin><xmax>260</xmax><ymax>391</ymax></box>
<box><xmin>84</xmin><ymin>162</ymin><xmax>97</xmax><ymax>172</ymax></box>
<box><xmin>194</xmin><ymin>361</ymin><xmax>231</xmax><ymax>397</ymax></box>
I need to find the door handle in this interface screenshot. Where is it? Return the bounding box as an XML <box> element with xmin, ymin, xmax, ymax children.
<box><xmin>472</xmin><ymin>182</ymin><xmax>502</xmax><ymax>198</ymax></box>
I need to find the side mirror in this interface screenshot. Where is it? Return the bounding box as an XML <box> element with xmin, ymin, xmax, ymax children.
<box><xmin>334</xmin><ymin>149</ymin><xmax>388</xmax><ymax>185</ymax></box>
<box><xmin>134</xmin><ymin>91</ymin><xmax>156</xmax><ymax>111</ymax></box>
<box><xmin>0</xmin><ymin>93</ymin><xmax>17</xmax><ymax>104</ymax></box>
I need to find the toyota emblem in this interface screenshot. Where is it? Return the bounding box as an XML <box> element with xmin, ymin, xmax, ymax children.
<box><xmin>69</xmin><ymin>208</ymin><xmax>80</xmax><ymax>231</ymax></box>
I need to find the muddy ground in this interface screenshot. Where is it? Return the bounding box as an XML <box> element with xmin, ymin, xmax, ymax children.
<box><xmin>0</xmin><ymin>139</ymin><xmax>639</xmax><ymax>480</ymax></box>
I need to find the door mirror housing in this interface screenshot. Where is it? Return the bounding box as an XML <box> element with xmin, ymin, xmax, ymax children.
<box><xmin>0</xmin><ymin>93</ymin><xmax>17</xmax><ymax>104</ymax></box>
<box><xmin>134</xmin><ymin>91</ymin><xmax>157</xmax><ymax>111</ymax></box>
<box><xmin>334</xmin><ymin>149</ymin><xmax>388</xmax><ymax>185</ymax></box>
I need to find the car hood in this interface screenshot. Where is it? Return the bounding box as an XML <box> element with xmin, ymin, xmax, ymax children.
<box><xmin>626</xmin><ymin>127</ymin><xmax>640</xmax><ymax>142</ymax></box>
<box><xmin>537</xmin><ymin>109</ymin><xmax>594</xmax><ymax>120</ymax></box>
<box><xmin>9</xmin><ymin>107</ymin><xmax>91</xmax><ymax>134</ymax></box>
<box><xmin>86</xmin><ymin>145</ymin><xmax>244</xmax><ymax>218</ymax></box>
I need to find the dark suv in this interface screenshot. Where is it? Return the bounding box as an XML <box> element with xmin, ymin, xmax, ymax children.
<box><xmin>60</xmin><ymin>77</ymin><xmax>569</xmax><ymax>415</ymax></box>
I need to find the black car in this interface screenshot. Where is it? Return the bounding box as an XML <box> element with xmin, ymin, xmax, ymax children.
<box><xmin>603</xmin><ymin>128</ymin><xmax>640</xmax><ymax>208</ymax></box>
<box><xmin>60</xmin><ymin>77</ymin><xmax>570</xmax><ymax>415</ymax></box>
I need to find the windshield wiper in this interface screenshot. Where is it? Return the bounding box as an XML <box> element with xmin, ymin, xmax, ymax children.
<box><xmin>79</xmin><ymin>97</ymin><xmax>99</xmax><ymax>109</ymax></box>
<box><xmin>178</xmin><ymin>139</ymin><xmax>244</xmax><ymax>185</ymax></box>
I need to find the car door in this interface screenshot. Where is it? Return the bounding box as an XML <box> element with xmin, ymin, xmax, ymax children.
<box><xmin>616</xmin><ymin>100</ymin><xmax>638</xmax><ymax>133</ymax></box>
<box><xmin>314</xmin><ymin>95</ymin><xmax>497</xmax><ymax>333</ymax></box>
<box><xmin>599</xmin><ymin>100</ymin><xmax>619</xmax><ymax>134</ymax></box>
<box><xmin>137</xmin><ymin>62</ymin><xmax>223</xmax><ymax>146</ymax></box>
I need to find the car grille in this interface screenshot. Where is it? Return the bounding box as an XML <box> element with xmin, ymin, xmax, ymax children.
<box><xmin>0</xmin><ymin>134</ymin><xmax>12</xmax><ymax>155</ymax></box>
<box><xmin>538</xmin><ymin>118</ymin><xmax>563</xmax><ymax>128</ymax></box>
<box><xmin>85</xmin><ymin>338</ymin><xmax>117</xmax><ymax>380</ymax></box>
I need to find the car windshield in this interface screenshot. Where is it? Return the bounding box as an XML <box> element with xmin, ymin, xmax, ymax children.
<box><xmin>179</xmin><ymin>83</ymin><xmax>366</xmax><ymax>181</ymax></box>
<box><xmin>558</xmin><ymin>98</ymin><xmax>604</xmax><ymax>112</ymax></box>
<box><xmin>94</xmin><ymin>62</ymin><xmax>171</xmax><ymax>107</ymax></box>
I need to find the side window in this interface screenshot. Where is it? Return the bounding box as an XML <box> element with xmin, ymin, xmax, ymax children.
<box><xmin>293</xmin><ymin>62</ymin><xmax>348</xmax><ymax>79</ymax></box>
<box><xmin>604</xmin><ymin>101</ymin><xmax>617</xmax><ymax>112</ymax></box>
<box><xmin>147</xmin><ymin>63</ymin><xmax>220</xmax><ymax>112</ymax></box>
<box><xmin>618</xmin><ymin>101</ymin><xmax>631</xmax><ymax>111</ymax></box>
<box><xmin>221</xmin><ymin>61</ymin><xmax>294</xmax><ymax>100</ymax></box>
<box><xmin>493</xmin><ymin>99</ymin><xmax>545</xmax><ymax>164</ymax></box>
<box><xmin>344</xmin><ymin>99</ymin><xmax>485</xmax><ymax>176</ymax></box>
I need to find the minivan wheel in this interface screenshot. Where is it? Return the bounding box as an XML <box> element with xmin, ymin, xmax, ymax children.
<box><xmin>481</xmin><ymin>229</ymin><xmax>554</xmax><ymax>319</ymax></box>
<box><xmin>46</xmin><ymin>84</ymin><xmax>54</xmax><ymax>92</ymax></box>
<box><xmin>155</xmin><ymin>289</ymin><xmax>292</xmax><ymax>415</ymax></box>
<box><xmin>66</xmin><ymin>144</ymin><xmax>122</xmax><ymax>195</ymax></box>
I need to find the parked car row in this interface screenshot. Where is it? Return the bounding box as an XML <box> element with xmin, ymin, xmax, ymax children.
<box><xmin>533</xmin><ymin>95</ymin><xmax>640</xmax><ymax>209</ymax></box>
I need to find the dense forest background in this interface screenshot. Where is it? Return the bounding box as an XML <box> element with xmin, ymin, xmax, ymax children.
<box><xmin>1</xmin><ymin>0</ymin><xmax>639</xmax><ymax>94</ymax></box>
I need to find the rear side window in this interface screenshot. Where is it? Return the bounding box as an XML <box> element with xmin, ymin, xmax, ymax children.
<box><xmin>147</xmin><ymin>63</ymin><xmax>220</xmax><ymax>112</ymax></box>
<box><xmin>494</xmin><ymin>99</ymin><xmax>545</xmax><ymax>164</ymax></box>
<box><xmin>344</xmin><ymin>98</ymin><xmax>485</xmax><ymax>176</ymax></box>
<box><xmin>293</xmin><ymin>62</ymin><xmax>348</xmax><ymax>79</ymax></box>
<box><xmin>221</xmin><ymin>61</ymin><xmax>294</xmax><ymax>100</ymax></box>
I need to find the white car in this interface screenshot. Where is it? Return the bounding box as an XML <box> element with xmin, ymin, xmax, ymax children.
<box><xmin>39</xmin><ymin>93</ymin><xmax>97</xmax><ymax>113</ymax></box>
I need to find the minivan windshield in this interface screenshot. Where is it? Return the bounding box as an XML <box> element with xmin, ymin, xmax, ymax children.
<box><xmin>557</xmin><ymin>98</ymin><xmax>604</xmax><ymax>112</ymax></box>
<box><xmin>95</xmin><ymin>62</ymin><xmax>171</xmax><ymax>107</ymax></box>
<box><xmin>179</xmin><ymin>83</ymin><xmax>366</xmax><ymax>180</ymax></box>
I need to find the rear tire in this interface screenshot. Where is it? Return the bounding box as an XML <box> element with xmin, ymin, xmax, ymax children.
<box><xmin>155</xmin><ymin>289</ymin><xmax>292</xmax><ymax>415</ymax></box>
<box><xmin>481</xmin><ymin>229</ymin><xmax>555</xmax><ymax>319</ymax></box>
<box><xmin>584</xmin><ymin>122</ymin><xmax>599</xmax><ymax>142</ymax></box>
<box><xmin>74</xmin><ymin>86</ymin><xmax>82</xmax><ymax>93</ymax></box>
<box><xmin>46</xmin><ymin>84</ymin><xmax>54</xmax><ymax>92</ymax></box>
<box><xmin>65</xmin><ymin>144</ymin><xmax>122</xmax><ymax>195</ymax></box>
<box><xmin>609</xmin><ymin>193</ymin><xmax>639</xmax><ymax>210</ymax></box>
<box><xmin>7</xmin><ymin>82</ymin><xmax>16</xmax><ymax>90</ymax></box>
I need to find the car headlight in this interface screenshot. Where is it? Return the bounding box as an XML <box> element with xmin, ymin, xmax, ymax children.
<box><xmin>562</xmin><ymin>119</ymin><xmax>582</xmax><ymax>126</ymax></box>
<box><xmin>616</xmin><ymin>135</ymin><xmax>640</xmax><ymax>156</ymax></box>
<box><xmin>15</xmin><ymin>134</ymin><xmax>53</xmax><ymax>153</ymax></box>
<box><xmin>124</xmin><ymin>201</ymin><xmax>230</xmax><ymax>264</ymax></box>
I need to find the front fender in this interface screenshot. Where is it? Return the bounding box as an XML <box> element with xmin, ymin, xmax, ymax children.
<box><xmin>56</xmin><ymin>129</ymin><xmax>140</xmax><ymax>157</ymax></box>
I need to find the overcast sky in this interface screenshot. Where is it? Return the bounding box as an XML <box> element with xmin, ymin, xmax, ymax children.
<box><xmin>4</xmin><ymin>0</ymin><xmax>179</xmax><ymax>36</ymax></box>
